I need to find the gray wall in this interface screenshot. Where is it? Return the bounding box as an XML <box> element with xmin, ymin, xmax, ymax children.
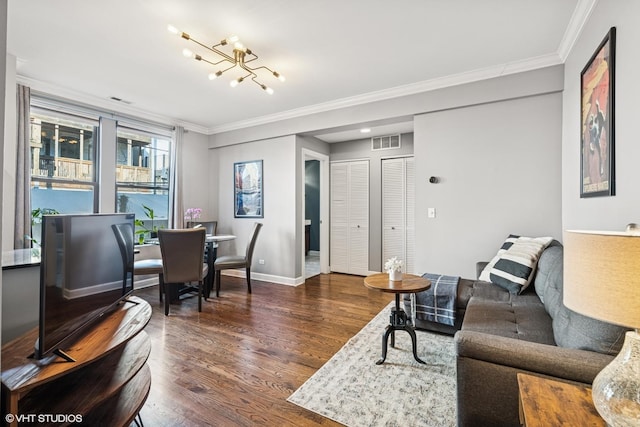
<box><xmin>562</xmin><ymin>0</ymin><xmax>640</xmax><ymax>231</ymax></box>
<box><xmin>213</xmin><ymin>135</ymin><xmax>298</xmax><ymax>282</ymax></box>
<box><xmin>331</xmin><ymin>133</ymin><xmax>414</xmax><ymax>271</ymax></box>
<box><xmin>181</xmin><ymin>129</ymin><xmax>215</xmax><ymax>222</ymax></box>
<box><xmin>415</xmin><ymin>92</ymin><xmax>563</xmax><ymax>278</ymax></box>
<box><xmin>211</xmin><ymin>66</ymin><xmax>564</xmax><ymax>149</ymax></box>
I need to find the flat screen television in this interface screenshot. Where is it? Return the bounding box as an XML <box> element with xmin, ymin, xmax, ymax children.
<box><xmin>34</xmin><ymin>213</ymin><xmax>135</xmax><ymax>361</ymax></box>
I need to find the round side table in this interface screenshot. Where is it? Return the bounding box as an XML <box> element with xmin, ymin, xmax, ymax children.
<box><xmin>364</xmin><ymin>273</ymin><xmax>431</xmax><ymax>364</ymax></box>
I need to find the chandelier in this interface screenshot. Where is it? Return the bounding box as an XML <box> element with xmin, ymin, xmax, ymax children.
<box><xmin>168</xmin><ymin>25</ymin><xmax>285</xmax><ymax>94</ymax></box>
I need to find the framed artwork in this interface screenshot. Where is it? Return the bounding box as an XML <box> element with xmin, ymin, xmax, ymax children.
<box><xmin>234</xmin><ymin>160</ymin><xmax>263</xmax><ymax>218</ymax></box>
<box><xmin>580</xmin><ymin>27</ymin><xmax>616</xmax><ymax>198</ymax></box>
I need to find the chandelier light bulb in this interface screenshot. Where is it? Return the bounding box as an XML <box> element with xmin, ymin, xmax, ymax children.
<box><xmin>230</xmin><ymin>78</ymin><xmax>243</xmax><ymax>88</ymax></box>
<box><xmin>273</xmin><ymin>71</ymin><xmax>286</xmax><ymax>82</ymax></box>
<box><xmin>234</xmin><ymin>42</ymin><xmax>245</xmax><ymax>52</ymax></box>
<box><xmin>167</xmin><ymin>25</ymin><xmax>179</xmax><ymax>35</ymax></box>
<box><xmin>182</xmin><ymin>48</ymin><xmax>194</xmax><ymax>58</ymax></box>
<box><xmin>208</xmin><ymin>73</ymin><xmax>217</xmax><ymax>80</ymax></box>
<box><xmin>227</xmin><ymin>35</ymin><xmax>239</xmax><ymax>44</ymax></box>
<box><xmin>266</xmin><ymin>87</ymin><xmax>274</xmax><ymax>95</ymax></box>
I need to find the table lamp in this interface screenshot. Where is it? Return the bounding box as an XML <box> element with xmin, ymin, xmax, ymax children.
<box><xmin>564</xmin><ymin>228</ymin><xmax>640</xmax><ymax>427</ymax></box>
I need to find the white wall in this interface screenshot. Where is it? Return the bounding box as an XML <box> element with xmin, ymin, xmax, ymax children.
<box><xmin>415</xmin><ymin>93</ymin><xmax>563</xmax><ymax>278</ymax></box>
<box><xmin>214</xmin><ymin>135</ymin><xmax>298</xmax><ymax>283</ymax></box>
<box><xmin>562</xmin><ymin>0</ymin><xmax>640</xmax><ymax>230</ymax></box>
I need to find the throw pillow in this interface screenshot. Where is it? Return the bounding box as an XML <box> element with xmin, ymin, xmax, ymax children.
<box><xmin>479</xmin><ymin>235</ymin><xmax>553</xmax><ymax>294</ymax></box>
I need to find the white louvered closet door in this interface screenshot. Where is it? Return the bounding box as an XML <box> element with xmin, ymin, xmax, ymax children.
<box><xmin>347</xmin><ymin>161</ymin><xmax>370</xmax><ymax>276</ymax></box>
<box><xmin>330</xmin><ymin>160</ymin><xmax>369</xmax><ymax>275</ymax></box>
<box><xmin>330</xmin><ymin>163</ymin><xmax>349</xmax><ymax>274</ymax></box>
<box><xmin>382</xmin><ymin>157</ymin><xmax>415</xmax><ymax>274</ymax></box>
<box><xmin>382</xmin><ymin>158</ymin><xmax>405</xmax><ymax>265</ymax></box>
<box><xmin>405</xmin><ymin>158</ymin><xmax>415</xmax><ymax>273</ymax></box>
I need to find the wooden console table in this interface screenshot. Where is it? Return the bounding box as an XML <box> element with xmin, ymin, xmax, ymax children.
<box><xmin>1</xmin><ymin>296</ymin><xmax>152</xmax><ymax>426</ymax></box>
<box><xmin>517</xmin><ymin>373</ymin><xmax>605</xmax><ymax>427</ymax></box>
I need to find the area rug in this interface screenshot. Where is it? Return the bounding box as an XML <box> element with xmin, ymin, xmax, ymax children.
<box><xmin>287</xmin><ymin>302</ymin><xmax>456</xmax><ymax>426</ymax></box>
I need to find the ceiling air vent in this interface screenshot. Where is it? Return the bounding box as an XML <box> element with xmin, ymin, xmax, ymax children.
<box><xmin>371</xmin><ymin>134</ymin><xmax>401</xmax><ymax>151</ymax></box>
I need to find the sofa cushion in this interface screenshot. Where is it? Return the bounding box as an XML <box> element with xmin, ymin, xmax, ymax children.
<box><xmin>479</xmin><ymin>235</ymin><xmax>553</xmax><ymax>294</ymax></box>
<box><xmin>456</xmin><ymin>278</ymin><xmax>511</xmax><ymax>309</ymax></box>
<box><xmin>533</xmin><ymin>243</ymin><xmax>628</xmax><ymax>356</ymax></box>
<box><xmin>461</xmin><ymin>296</ymin><xmax>555</xmax><ymax>345</ymax></box>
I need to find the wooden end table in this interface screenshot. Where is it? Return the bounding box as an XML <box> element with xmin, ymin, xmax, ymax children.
<box><xmin>364</xmin><ymin>273</ymin><xmax>431</xmax><ymax>365</ymax></box>
<box><xmin>517</xmin><ymin>373</ymin><xmax>606</xmax><ymax>427</ymax></box>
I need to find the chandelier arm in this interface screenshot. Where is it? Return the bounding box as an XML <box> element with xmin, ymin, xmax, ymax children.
<box><xmin>238</xmin><ymin>64</ymin><xmax>259</xmax><ymax>81</ymax></box>
<box><xmin>250</xmin><ymin>75</ymin><xmax>266</xmax><ymax>87</ymax></box>
<box><xmin>243</xmin><ymin>51</ymin><xmax>259</xmax><ymax>65</ymax></box>
<box><xmin>199</xmin><ymin>56</ymin><xmax>233</xmax><ymax>67</ymax></box>
<box><xmin>246</xmin><ymin>64</ymin><xmax>275</xmax><ymax>74</ymax></box>
<box><xmin>208</xmin><ymin>45</ymin><xmax>236</xmax><ymax>63</ymax></box>
<box><xmin>218</xmin><ymin>63</ymin><xmax>238</xmax><ymax>75</ymax></box>
<box><xmin>188</xmin><ymin>37</ymin><xmax>236</xmax><ymax>63</ymax></box>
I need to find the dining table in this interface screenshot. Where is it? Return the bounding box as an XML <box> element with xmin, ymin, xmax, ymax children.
<box><xmin>204</xmin><ymin>234</ymin><xmax>235</xmax><ymax>297</ymax></box>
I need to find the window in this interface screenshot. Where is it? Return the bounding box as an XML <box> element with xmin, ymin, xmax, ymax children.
<box><xmin>26</xmin><ymin>97</ymin><xmax>175</xmax><ymax>248</ymax></box>
<box><xmin>30</xmin><ymin>110</ymin><xmax>98</xmax><ymax>213</ymax></box>
<box><xmin>115</xmin><ymin>126</ymin><xmax>171</xmax><ymax>236</ymax></box>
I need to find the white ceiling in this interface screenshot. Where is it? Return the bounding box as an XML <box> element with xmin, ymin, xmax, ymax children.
<box><xmin>8</xmin><ymin>0</ymin><xmax>586</xmax><ymax>142</ymax></box>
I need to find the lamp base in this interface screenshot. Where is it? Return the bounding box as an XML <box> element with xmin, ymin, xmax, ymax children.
<box><xmin>592</xmin><ymin>330</ymin><xmax>640</xmax><ymax>427</ymax></box>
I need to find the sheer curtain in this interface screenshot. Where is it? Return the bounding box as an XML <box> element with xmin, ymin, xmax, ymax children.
<box><xmin>14</xmin><ymin>84</ymin><xmax>31</xmax><ymax>249</ymax></box>
<box><xmin>171</xmin><ymin>126</ymin><xmax>184</xmax><ymax>229</ymax></box>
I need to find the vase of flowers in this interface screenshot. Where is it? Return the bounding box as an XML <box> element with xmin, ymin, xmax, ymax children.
<box><xmin>184</xmin><ymin>207</ymin><xmax>203</xmax><ymax>223</ymax></box>
<box><xmin>385</xmin><ymin>257</ymin><xmax>404</xmax><ymax>281</ymax></box>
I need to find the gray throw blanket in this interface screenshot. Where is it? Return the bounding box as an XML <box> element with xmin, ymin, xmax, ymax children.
<box><xmin>412</xmin><ymin>273</ymin><xmax>460</xmax><ymax>326</ymax></box>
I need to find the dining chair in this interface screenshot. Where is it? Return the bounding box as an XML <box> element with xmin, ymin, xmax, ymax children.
<box><xmin>158</xmin><ymin>228</ymin><xmax>209</xmax><ymax>315</ymax></box>
<box><xmin>186</xmin><ymin>220</ymin><xmax>217</xmax><ymax>235</ymax></box>
<box><xmin>112</xmin><ymin>223</ymin><xmax>164</xmax><ymax>300</ymax></box>
<box><xmin>214</xmin><ymin>222</ymin><xmax>263</xmax><ymax>296</ymax></box>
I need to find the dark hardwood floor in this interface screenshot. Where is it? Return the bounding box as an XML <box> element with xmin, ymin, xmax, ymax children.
<box><xmin>134</xmin><ymin>273</ymin><xmax>393</xmax><ymax>426</ymax></box>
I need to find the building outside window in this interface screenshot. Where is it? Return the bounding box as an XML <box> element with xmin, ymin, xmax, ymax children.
<box><xmin>116</xmin><ymin>126</ymin><xmax>171</xmax><ymax>239</ymax></box>
<box><xmin>29</xmin><ymin>110</ymin><xmax>98</xmax><ymax>244</ymax></box>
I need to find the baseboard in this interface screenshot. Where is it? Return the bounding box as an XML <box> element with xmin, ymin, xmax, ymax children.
<box><xmin>135</xmin><ymin>271</ymin><xmax>308</xmax><ymax>289</ymax></box>
<box><xmin>134</xmin><ymin>277</ymin><xmax>159</xmax><ymax>289</ymax></box>
<box><xmin>220</xmin><ymin>270</ymin><xmax>303</xmax><ymax>287</ymax></box>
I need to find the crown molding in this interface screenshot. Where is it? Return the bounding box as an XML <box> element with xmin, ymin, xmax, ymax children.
<box><xmin>18</xmin><ymin>0</ymin><xmax>592</xmax><ymax>138</ymax></box>
<box><xmin>557</xmin><ymin>0</ymin><xmax>599</xmax><ymax>61</ymax></box>
<box><xmin>16</xmin><ymin>75</ymin><xmax>210</xmax><ymax>135</ymax></box>
<box><xmin>209</xmin><ymin>52</ymin><xmax>562</xmax><ymax>135</ymax></box>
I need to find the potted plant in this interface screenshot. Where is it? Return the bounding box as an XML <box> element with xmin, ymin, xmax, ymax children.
<box><xmin>134</xmin><ymin>204</ymin><xmax>160</xmax><ymax>244</ymax></box>
<box><xmin>384</xmin><ymin>257</ymin><xmax>404</xmax><ymax>281</ymax></box>
<box><xmin>27</xmin><ymin>207</ymin><xmax>60</xmax><ymax>248</ymax></box>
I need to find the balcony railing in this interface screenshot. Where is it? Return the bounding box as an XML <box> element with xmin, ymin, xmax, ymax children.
<box><xmin>31</xmin><ymin>158</ymin><xmax>152</xmax><ymax>183</ymax></box>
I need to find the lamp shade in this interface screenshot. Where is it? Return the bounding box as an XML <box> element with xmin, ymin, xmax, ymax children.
<box><xmin>564</xmin><ymin>230</ymin><xmax>640</xmax><ymax>329</ymax></box>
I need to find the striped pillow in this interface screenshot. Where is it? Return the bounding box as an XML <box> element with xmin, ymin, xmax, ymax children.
<box><xmin>479</xmin><ymin>235</ymin><xmax>553</xmax><ymax>294</ymax></box>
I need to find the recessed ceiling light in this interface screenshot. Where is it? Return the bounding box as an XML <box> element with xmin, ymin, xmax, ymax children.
<box><xmin>360</xmin><ymin>128</ymin><xmax>371</xmax><ymax>133</ymax></box>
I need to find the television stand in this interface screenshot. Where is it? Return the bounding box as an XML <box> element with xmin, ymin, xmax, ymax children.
<box><xmin>52</xmin><ymin>348</ymin><xmax>75</xmax><ymax>363</ymax></box>
<box><xmin>25</xmin><ymin>348</ymin><xmax>74</xmax><ymax>363</ymax></box>
<box><xmin>1</xmin><ymin>296</ymin><xmax>152</xmax><ymax>427</ymax></box>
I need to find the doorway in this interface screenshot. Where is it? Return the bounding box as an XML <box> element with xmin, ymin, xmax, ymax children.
<box><xmin>302</xmin><ymin>149</ymin><xmax>329</xmax><ymax>280</ymax></box>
